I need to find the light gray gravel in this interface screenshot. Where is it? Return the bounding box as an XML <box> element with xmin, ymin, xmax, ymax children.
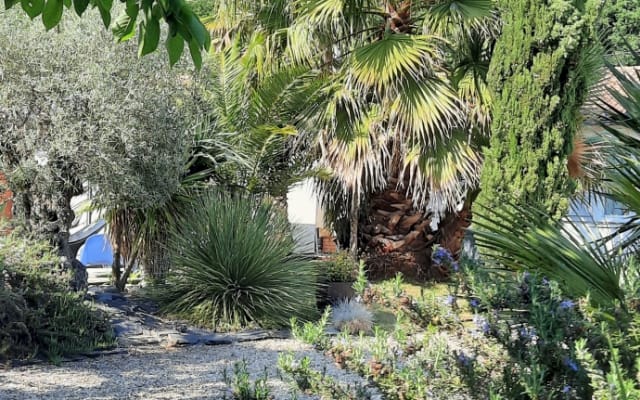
<box><xmin>0</xmin><ymin>339</ymin><xmax>375</xmax><ymax>400</ymax></box>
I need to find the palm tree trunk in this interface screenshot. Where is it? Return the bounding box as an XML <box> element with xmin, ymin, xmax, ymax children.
<box><xmin>349</xmin><ymin>192</ymin><xmax>359</xmax><ymax>255</ymax></box>
<box><xmin>360</xmin><ymin>185</ymin><xmax>472</xmax><ymax>281</ymax></box>
<box><xmin>360</xmin><ymin>185</ymin><xmax>437</xmax><ymax>280</ymax></box>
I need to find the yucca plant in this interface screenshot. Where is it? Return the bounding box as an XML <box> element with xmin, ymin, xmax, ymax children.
<box><xmin>155</xmin><ymin>190</ymin><xmax>318</xmax><ymax>329</ymax></box>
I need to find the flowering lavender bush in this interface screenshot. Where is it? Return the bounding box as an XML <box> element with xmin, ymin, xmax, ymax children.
<box><xmin>431</xmin><ymin>247</ymin><xmax>459</xmax><ymax>272</ymax></box>
<box><xmin>463</xmin><ymin>267</ymin><xmax>594</xmax><ymax>399</ymax></box>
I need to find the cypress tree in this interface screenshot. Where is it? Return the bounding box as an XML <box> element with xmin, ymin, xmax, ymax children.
<box><xmin>474</xmin><ymin>0</ymin><xmax>600</xmax><ymax>220</ymax></box>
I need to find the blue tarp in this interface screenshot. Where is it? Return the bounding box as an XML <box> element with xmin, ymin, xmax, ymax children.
<box><xmin>77</xmin><ymin>233</ymin><xmax>113</xmax><ymax>267</ymax></box>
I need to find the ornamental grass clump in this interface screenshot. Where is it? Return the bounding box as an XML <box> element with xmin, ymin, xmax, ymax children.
<box><xmin>331</xmin><ymin>299</ymin><xmax>373</xmax><ymax>334</ymax></box>
<box><xmin>155</xmin><ymin>190</ymin><xmax>318</xmax><ymax>329</ymax></box>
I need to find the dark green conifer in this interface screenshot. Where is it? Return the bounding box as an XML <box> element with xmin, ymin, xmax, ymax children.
<box><xmin>475</xmin><ymin>0</ymin><xmax>600</xmax><ymax>219</ymax></box>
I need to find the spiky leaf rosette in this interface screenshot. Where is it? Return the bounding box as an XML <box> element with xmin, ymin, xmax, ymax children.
<box><xmin>156</xmin><ymin>190</ymin><xmax>318</xmax><ymax>328</ymax></box>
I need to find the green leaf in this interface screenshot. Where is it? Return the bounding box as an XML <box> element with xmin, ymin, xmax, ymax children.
<box><xmin>430</xmin><ymin>0</ymin><xmax>492</xmax><ymax>20</ymax></box>
<box><xmin>185</xmin><ymin>10</ymin><xmax>209</xmax><ymax>49</ymax></box>
<box><xmin>4</xmin><ymin>0</ymin><xmax>20</xmax><ymax>9</ymax></box>
<box><xmin>96</xmin><ymin>0</ymin><xmax>112</xmax><ymax>27</ymax></box>
<box><xmin>188</xmin><ymin>37</ymin><xmax>202</xmax><ymax>69</ymax></box>
<box><xmin>62</xmin><ymin>0</ymin><xmax>69</xmax><ymax>8</ymax></box>
<box><xmin>98</xmin><ymin>6</ymin><xmax>111</xmax><ymax>26</ymax></box>
<box><xmin>124</xmin><ymin>0</ymin><xmax>136</xmax><ymax>17</ymax></box>
<box><xmin>42</xmin><ymin>0</ymin><xmax>63</xmax><ymax>30</ymax></box>
<box><xmin>150</xmin><ymin>2</ymin><xmax>161</xmax><ymax>19</ymax></box>
<box><xmin>350</xmin><ymin>35</ymin><xmax>439</xmax><ymax>90</ymax></box>
<box><xmin>165</xmin><ymin>32</ymin><xmax>184</xmax><ymax>67</ymax></box>
<box><xmin>138</xmin><ymin>17</ymin><xmax>160</xmax><ymax>56</ymax></box>
<box><xmin>72</xmin><ymin>0</ymin><xmax>88</xmax><ymax>15</ymax></box>
<box><xmin>112</xmin><ymin>11</ymin><xmax>137</xmax><ymax>41</ymax></box>
<box><xmin>21</xmin><ymin>0</ymin><xmax>44</xmax><ymax>19</ymax></box>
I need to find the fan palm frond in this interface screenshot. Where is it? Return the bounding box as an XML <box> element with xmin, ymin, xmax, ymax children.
<box><xmin>401</xmin><ymin>129</ymin><xmax>482</xmax><ymax>211</ymax></box>
<box><xmin>294</xmin><ymin>0</ymin><xmax>379</xmax><ymax>32</ymax></box>
<box><xmin>421</xmin><ymin>0</ymin><xmax>495</xmax><ymax>36</ymax></box>
<box><xmin>390</xmin><ymin>74</ymin><xmax>463</xmax><ymax>145</ymax></box>
<box><xmin>589</xmin><ymin>48</ymin><xmax>640</xmax><ymax>252</ymax></box>
<box><xmin>349</xmin><ymin>34</ymin><xmax>441</xmax><ymax>91</ymax></box>
<box><xmin>321</xmin><ymin>104</ymin><xmax>390</xmax><ymax>198</ymax></box>
<box><xmin>473</xmin><ymin>203</ymin><xmax>626</xmax><ymax>306</ymax></box>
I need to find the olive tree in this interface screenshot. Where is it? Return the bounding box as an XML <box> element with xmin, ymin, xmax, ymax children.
<box><xmin>0</xmin><ymin>10</ymin><xmax>200</xmax><ymax>289</ymax></box>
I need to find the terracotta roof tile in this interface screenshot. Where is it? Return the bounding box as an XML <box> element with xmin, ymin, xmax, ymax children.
<box><xmin>584</xmin><ymin>66</ymin><xmax>640</xmax><ymax>119</ymax></box>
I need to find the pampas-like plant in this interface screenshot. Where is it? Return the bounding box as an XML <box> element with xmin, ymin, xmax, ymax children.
<box><xmin>331</xmin><ymin>299</ymin><xmax>373</xmax><ymax>334</ymax></box>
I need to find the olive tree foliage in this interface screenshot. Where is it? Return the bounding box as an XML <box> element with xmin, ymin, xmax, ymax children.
<box><xmin>3</xmin><ymin>0</ymin><xmax>210</xmax><ymax>67</ymax></box>
<box><xmin>0</xmin><ymin>10</ymin><xmax>201</xmax><ymax>288</ymax></box>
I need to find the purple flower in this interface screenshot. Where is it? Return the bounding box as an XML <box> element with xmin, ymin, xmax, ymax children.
<box><xmin>519</xmin><ymin>326</ymin><xmax>537</xmax><ymax>341</ymax></box>
<box><xmin>445</xmin><ymin>295</ymin><xmax>455</xmax><ymax>306</ymax></box>
<box><xmin>473</xmin><ymin>315</ymin><xmax>490</xmax><ymax>334</ymax></box>
<box><xmin>564</xmin><ymin>358</ymin><xmax>579</xmax><ymax>372</ymax></box>
<box><xmin>559</xmin><ymin>299</ymin><xmax>575</xmax><ymax>310</ymax></box>
<box><xmin>470</xmin><ymin>299</ymin><xmax>480</xmax><ymax>308</ymax></box>
<box><xmin>432</xmin><ymin>247</ymin><xmax>453</xmax><ymax>265</ymax></box>
<box><xmin>457</xmin><ymin>352</ymin><xmax>472</xmax><ymax>367</ymax></box>
<box><xmin>451</xmin><ymin>261</ymin><xmax>460</xmax><ymax>272</ymax></box>
<box><xmin>542</xmin><ymin>277</ymin><xmax>550</xmax><ymax>286</ymax></box>
<box><xmin>562</xmin><ymin>385</ymin><xmax>571</xmax><ymax>394</ymax></box>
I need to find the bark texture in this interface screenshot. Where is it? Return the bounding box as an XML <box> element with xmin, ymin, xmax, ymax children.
<box><xmin>360</xmin><ymin>183</ymin><xmax>470</xmax><ymax>281</ymax></box>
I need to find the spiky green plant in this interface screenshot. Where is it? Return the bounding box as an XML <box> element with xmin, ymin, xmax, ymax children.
<box><xmin>473</xmin><ymin>203</ymin><xmax>626</xmax><ymax>306</ymax></box>
<box><xmin>155</xmin><ymin>190</ymin><xmax>318</xmax><ymax>329</ymax></box>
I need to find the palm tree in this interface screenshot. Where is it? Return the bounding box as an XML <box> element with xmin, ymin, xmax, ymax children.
<box><xmin>203</xmin><ymin>0</ymin><xmax>497</xmax><ymax>278</ymax></box>
<box><xmin>201</xmin><ymin>44</ymin><xmax>324</xmax><ymax>203</ymax></box>
<box><xmin>284</xmin><ymin>0</ymin><xmax>497</xmax><ymax>278</ymax></box>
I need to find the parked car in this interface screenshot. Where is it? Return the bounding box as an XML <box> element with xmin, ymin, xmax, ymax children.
<box><xmin>76</xmin><ymin>233</ymin><xmax>114</xmax><ymax>284</ymax></box>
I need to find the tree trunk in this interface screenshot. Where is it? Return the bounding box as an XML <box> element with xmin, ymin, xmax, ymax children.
<box><xmin>437</xmin><ymin>202</ymin><xmax>472</xmax><ymax>259</ymax></box>
<box><xmin>54</xmin><ymin>190</ymin><xmax>88</xmax><ymax>292</ymax></box>
<box><xmin>115</xmin><ymin>247</ymin><xmax>138</xmax><ymax>292</ymax></box>
<box><xmin>360</xmin><ymin>185</ymin><xmax>471</xmax><ymax>281</ymax></box>
<box><xmin>143</xmin><ymin>239</ymin><xmax>170</xmax><ymax>283</ymax></box>
<box><xmin>360</xmin><ymin>185</ymin><xmax>437</xmax><ymax>280</ymax></box>
<box><xmin>349</xmin><ymin>193</ymin><xmax>359</xmax><ymax>255</ymax></box>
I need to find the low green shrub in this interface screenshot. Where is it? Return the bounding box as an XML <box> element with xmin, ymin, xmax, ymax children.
<box><xmin>155</xmin><ymin>190</ymin><xmax>318</xmax><ymax>329</ymax></box>
<box><xmin>222</xmin><ymin>359</ymin><xmax>271</xmax><ymax>400</ymax></box>
<box><xmin>0</xmin><ymin>231</ymin><xmax>114</xmax><ymax>362</ymax></box>
<box><xmin>290</xmin><ymin>307</ymin><xmax>331</xmax><ymax>349</ymax></box>
<box><xmin>462</xmin><ymin>261</ymin><xmax>640</xmax><ymax>400</ymax></box>
<box><xmin>324</xmin><ymin>250</ymin><xmax>358</xmax><ymax>282</ymax></box>
<box><xmin>463</xmin><ymin>266</ymin><xmax>593</xmax><ymax>399</ymax></box>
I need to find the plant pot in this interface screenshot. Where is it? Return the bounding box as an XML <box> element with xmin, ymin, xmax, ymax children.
<box><xmin>327</xmin><ymin>281</ymin><xmax>356</xmax><ymax>303</ymax></box>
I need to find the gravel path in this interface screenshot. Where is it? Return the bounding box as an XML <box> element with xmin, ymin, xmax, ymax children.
<box><xmin>0</xmin><ymin>340</ymin><xmax>376</xmax><ymax>400</ymax></box>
